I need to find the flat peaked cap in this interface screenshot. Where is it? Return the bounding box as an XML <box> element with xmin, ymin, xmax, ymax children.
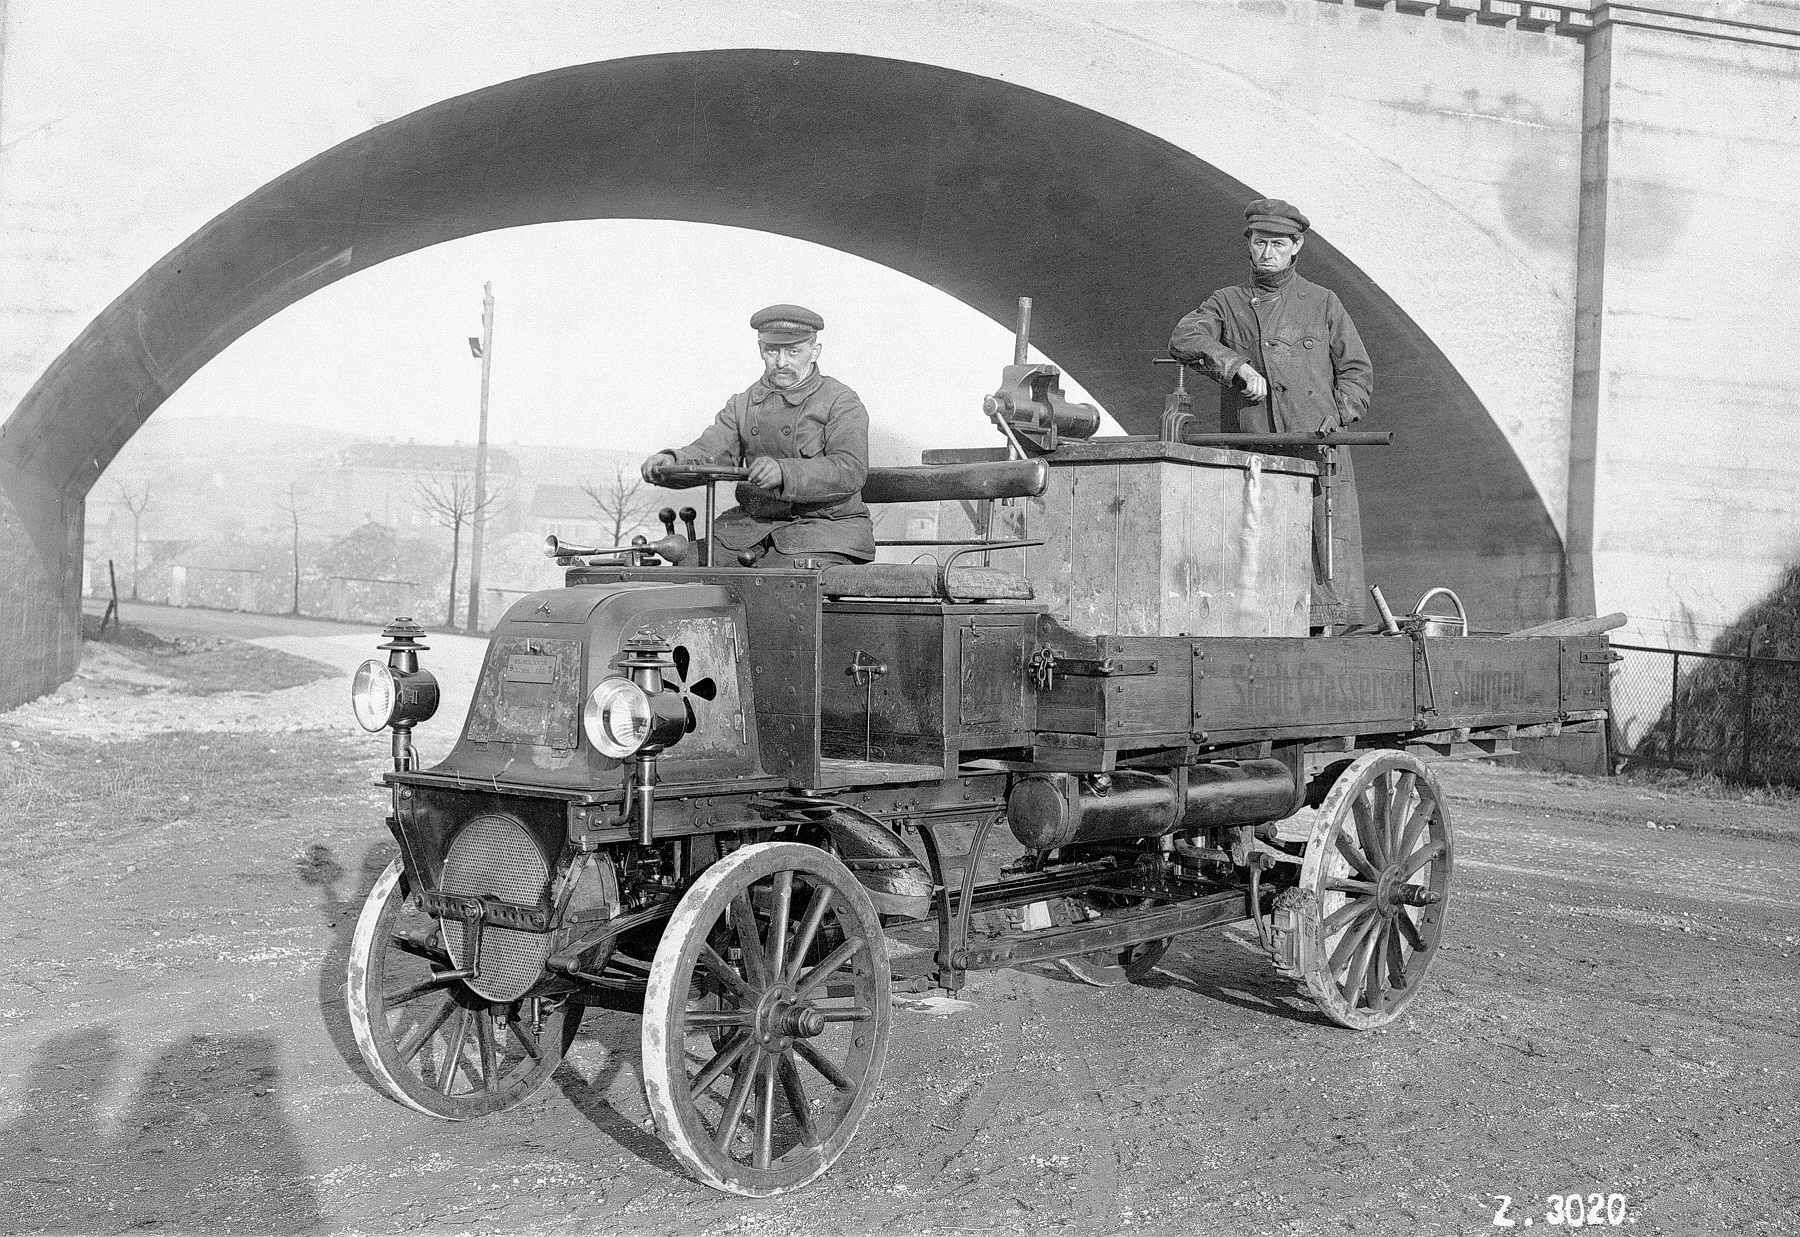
<box><xmin>750</xmin><ymin>303</ymin><xmax>825</xmax><ymax>343</ymax></box>
<box><xmin>1243</xmin><ymin>198</ymin><xmax>1310</xmax><ymax>237</ymax></box>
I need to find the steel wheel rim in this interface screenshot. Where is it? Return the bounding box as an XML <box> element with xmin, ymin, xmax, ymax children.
<box><xmin>642</xmin><ymin>842</ymin><xmax>890</xmax><ymax>1196</ymax></box>
<box><xmin>1300</xmin><ymin>752</ymin><xmax>1453</xmax><ymax>1029</ymax></box>
<box><xmin>347</xmin><ymin>857</ymin><xmax>577</xmax><ymax>1118</ymax></box>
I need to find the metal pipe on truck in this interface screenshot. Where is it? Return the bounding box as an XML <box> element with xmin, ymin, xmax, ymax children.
<box><xmin>1006</xmin><ymin>760</ymin><xmax>1302</xmax><ymax>851</ymax></box>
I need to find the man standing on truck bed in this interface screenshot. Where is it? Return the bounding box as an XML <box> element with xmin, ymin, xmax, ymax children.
<box><xmin>641</xmin><ymin>304</ymin><xmax>875</xmax><ymax>569</ymax></box>
<box><xmin>1168</xmin><ymin>199</ymin><xmax>1374</xmax><ymax>631</ymax></box>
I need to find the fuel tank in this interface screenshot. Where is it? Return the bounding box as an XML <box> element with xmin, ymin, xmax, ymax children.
<box><xmin>1006</xmin><ymin>759</ymin><xmax>1300</xmax><ymax>851</ymax></box>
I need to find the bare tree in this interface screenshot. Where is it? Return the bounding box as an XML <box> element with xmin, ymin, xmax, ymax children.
<box><xmin>579</xmin><ymin>464</ymin><xmax>660</xmax><ymax>547</ymax></box>
<box><xmin>117</xmin><ymin>482</ymin><xmax>151</xmax><ymax>600</ymax></box>
<box><xmin>272</xmin><ymin>481</ymin><xmax>306</xmax><ymax>616</ymax></box>
<box><xmin>414</xmin><ymin>471</ymin><xmax>500</xmax><ymax>629</ymax></box>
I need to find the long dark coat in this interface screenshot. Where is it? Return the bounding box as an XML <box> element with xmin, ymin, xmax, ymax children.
<box><xmin>1170</xmin><ymin>271</ymin><xmax>1374</xmax><ymax>627</ymax></box>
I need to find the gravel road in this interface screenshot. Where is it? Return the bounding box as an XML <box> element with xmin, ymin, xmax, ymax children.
<box><xmin>1</xmin><ymin>605</ymin><xmax>1795</xmax><ymax>1235</ymax></box>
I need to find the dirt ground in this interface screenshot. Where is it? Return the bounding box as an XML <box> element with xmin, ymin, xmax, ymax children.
<box><xmin>1</xmin><ymin>603</ymin><xmax>1796</xmax><ymax>1236</ymax></box>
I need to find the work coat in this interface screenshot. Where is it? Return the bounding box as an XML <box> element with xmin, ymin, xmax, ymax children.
<box><xmin>1169</xmin><ymin>272</ymin><xmax>1374</xmax><ymax>628</ymax></box>
<box><xmin>663</xmin><ymin>369</ymin><xmax>876</xmax><ymax>561</ymax></box>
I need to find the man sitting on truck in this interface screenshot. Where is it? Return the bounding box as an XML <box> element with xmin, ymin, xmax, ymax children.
<box><xmin>1168</xmin><ymin>199</ymin><xmax>1374</xmax><ymax>631</ymax></box>
<box><xmin>640</xmin><ymin>304</ymin><xmax>875</xmax><ymax>569</ymax></box>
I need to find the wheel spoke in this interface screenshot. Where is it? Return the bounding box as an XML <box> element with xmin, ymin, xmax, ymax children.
<box><xmin>1395</xmin><ymin>907</ymin><xmax>1426</xmax><ymax>952</ymax></box>
<box><xmin>397</xmin><ymin>994</ymin><xmax>458</xmax><ymax>1065</ymax></box>
<box><xmin>784</xmin><ymin>885</ymin><xmax>836</xmax><ymax>983</ymax></box>
<box><xmin>691</xmin><ymin>1034</ymin><xmax>750</xmax><ymax>1099</ymax></box>
<box><xmin>1333</xmin><ymin>831</ymin><xmax>1379</xmax><ymax>882</ymax></box>
<box><xmin>1325</xmin><ymin>878</ymin><xmax>1380</xmax><ymax>896</ymax></box>
<box><xmin>768</xmin><ymin>870</ymin><xmax>795</xmax><ymax>980</ymax></box>
<box><xmin>477</xmin><ymin>1013</ymin><xmax>499</xmax><ymax>1093</ymax></box>
<box><xmin>731</xmin><ymin>893</ymin><xmax>772</xmax><ymax>988</ymax></box>
<box><xmin>713</xmin><ymin>1048</ymin><xmax>761</xmax><ymax>1153</ymax></box>
<box><xmin>684</xmin><ymin>1011</ymin><xmax>755</xmax><ymax>1030</ymax></box>
<box><xmin>1342</xmin><ymin>922</ymin><xmax>1381</xmax><ymax>1006</ymax></box>
<box><xmin>794</xmin><ymin>936</ymin><xmax>865</xmax><ymax>999</ymax></box>
<box><xmin>755</xmin><ymin>1056</ymin><xmax>778</xmax><ymax>1170</ymax></box>
<box><xmin>1396</xmin><ymin>792</ymin><xmax>1434</xmax><ymax>866</ymax></box>
<box><xmin>698</xmin><ymin>944</ymin><xmax>756</xmax><ymax>1004</ymax></box>
<box><xmin>1328</xmin><ymin>911</ymin><xmax>1380</xmax><ymax>975</ymax></box>
<box><xmin>1383</xmin><ymin>918</ymin><xmax>1410</xmax><ymax>997</ymax></box>
<box><xmin>1322</xmin><ymin>895</ymin><xmax>1379</xmax><ymax>937</ymax></box>
<box><xmin>1387</xmin><ymin>771</ymin><xmax>1418</xmax><ymax>856</ymax></box>
<box><xmin>383</xmin><ymin>969</ymin><xmax>464</xmax><ymax>1008</ymax></box>
<box><xmin>1370</xmin><ymin>775</ymin><xmax>1392</xmax><ymax>856</ymax></box>
<box><xmin>1398</xmin><ymin>840</ymin><xmax>1446</xmax><ymax>882</ymax></box>
<box><xmin>778</xmin><ymin>1051</ymin><xmax>818</xmax><ymax>1146</ymax></box>
<box><xmin>792</xmin><ymin>1036</ymin><xmax>853</xmax><ymax>1091</ymax></box>
<box><xmin>507</xmin><ymin>1015</ymin><xmax>542</xmax><ymax>1062</ymax></box>
<box><xmin>1352</xmin><ymin>791</ymin><xmax>1387</xmax><ymax>868</ymax></box>
<box><xmin>438</xmin><ymin>1006</ymin><xmax>473</xmax><ymax>1095</ymax></box>
<box><xmin>1360</xmin><ymin>922</ymin><xmax>1389</xmax><ymax>1008</ymax></box>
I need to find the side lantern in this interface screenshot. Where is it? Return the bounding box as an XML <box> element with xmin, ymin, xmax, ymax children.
<box><xmin>351</xmin><ymin>617</ymin><xmax>441</xmax><ymax>770</ymax></box>
<box><xmin>584</xmin><ymin>631</ymin><xmax>687</xmax><ymax>844</ymax></box>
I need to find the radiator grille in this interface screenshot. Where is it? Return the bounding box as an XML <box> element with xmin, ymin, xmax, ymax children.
<box><xmin>440</xmin><ymin>813</ymin><xmax>552</xmax><ymax>1002</ymax></box>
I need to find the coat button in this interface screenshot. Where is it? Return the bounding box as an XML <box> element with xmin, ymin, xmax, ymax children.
<box><xmin>750</xmin><ymin>426</ymin><xmax>759</xmax><ymax>435</ymax></box>
<box><xmin>1304</xmin><ymin>339</ymin><xmax>1315</xmax><ymax>349</ymax></box>
<box><xmin>781</xmin><ymin>426</ymin><xmax>792</xmax><ymax>435</ymax></box>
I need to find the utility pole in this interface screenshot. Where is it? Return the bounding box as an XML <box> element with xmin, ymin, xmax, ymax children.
<box><xmin>466</xmin><ymin>282</ymin><xmax>494</xmax><ymax>632</ymax></box>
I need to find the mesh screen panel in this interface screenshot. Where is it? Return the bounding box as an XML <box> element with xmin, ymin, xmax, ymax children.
<box><xmin>440</xmin><ymin>814</ymin><xmax>553</xmax><ymax>1002</ymax></box>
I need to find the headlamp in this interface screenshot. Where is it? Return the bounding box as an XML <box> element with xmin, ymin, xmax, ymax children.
<box><xmin>583</xmin><ymin>675</ymin><xmax>686</xmax><ymax>759</ymax></box>
<box><xmin>351</xmin><ymin>619</ymin><xmax>441</xmax><ymax>761</ymax></box>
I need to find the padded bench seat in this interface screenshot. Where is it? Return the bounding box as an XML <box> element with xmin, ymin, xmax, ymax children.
<box><xmin>819</xmin><ymin>562</ymin><xmax>1034</xmax><ymax>602</ymax></box>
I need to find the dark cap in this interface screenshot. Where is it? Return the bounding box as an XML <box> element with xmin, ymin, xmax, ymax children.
<box><xmin>1243</xmin><ymin>198</ymin><xmax>1310</xmax><ymax>238</ymax></box>
<box><xmin>750</xmin><ymin>303</ymin><xmax>825</xmax><ymax>344</ymax></box>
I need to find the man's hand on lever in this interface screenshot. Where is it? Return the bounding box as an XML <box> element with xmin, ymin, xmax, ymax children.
<box><xmin>745</xmin><ymin>457</ymin><xmax>782</xmax><ymax>491</ymax></box>
<box><xmin>641</xmin><ymin>451</ymin><xmax>675</xmax><ymax>484</ymax></box>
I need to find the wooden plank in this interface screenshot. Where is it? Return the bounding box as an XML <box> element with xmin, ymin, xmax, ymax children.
<box><xmin>1195</xmin><ymin>636</ymin><xmax>1416</xmax><ymax>732</ymax></box>
<box><xmin>1416</xmin><ymin>637</ymin><xmax>1561</xmax><ymax>721</ymax></box>
<box><xmin>1503</xmin><ymin>611</ymin><xmax>1627</xmax><ymax>639</ymax></box>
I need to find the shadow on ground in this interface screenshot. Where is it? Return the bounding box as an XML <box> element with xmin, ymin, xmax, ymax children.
<box><xmin>0</xmin><ymin>1026</ymin><xmax>322</xmax><ymax>1233</ymax></box>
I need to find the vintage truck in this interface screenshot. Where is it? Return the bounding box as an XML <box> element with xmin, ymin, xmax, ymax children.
<box><xmin>342</xmin><ymin>328</ymin><xmax>1613</xmax><ymax>1195</ymax></box>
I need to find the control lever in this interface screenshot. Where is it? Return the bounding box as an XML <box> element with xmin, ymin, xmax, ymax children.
<box><xmin>736</xmin><ymin>549</ymin><xmax>759</xmax><ymax>567</ymax></box>
<box><xmin>657</xmin><ymin>507</ymin><xmax>677</xmax><ymax>537</ymax></box>
<box><xmin>678</xmin><ymin>507</ymin><xmax>698</xmax><ymax>542</ymax></box>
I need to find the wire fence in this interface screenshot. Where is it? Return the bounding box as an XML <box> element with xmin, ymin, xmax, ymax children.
<box><xmin>1610</xmin><ymin>642</ymin><xmax>1800</xmax><ymax>786</ymax></box>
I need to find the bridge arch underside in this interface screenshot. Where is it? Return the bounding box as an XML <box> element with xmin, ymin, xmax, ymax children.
<box><xmin>0</xmin><ymin>49</ymin><xmax>1563</xmax><ymax>703</ymax></box>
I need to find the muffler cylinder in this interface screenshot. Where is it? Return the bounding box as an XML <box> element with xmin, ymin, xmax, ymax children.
<box><xmin>1007</xmin><ymin>759</ymin><xmax>1299</xmax><ymax>851</ymax></box>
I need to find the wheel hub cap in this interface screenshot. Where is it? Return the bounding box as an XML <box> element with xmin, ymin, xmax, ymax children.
<box><xmin>752</xmin><ymin>983</ymin><xmax>825</xmax><ymax>1047</ymax></box>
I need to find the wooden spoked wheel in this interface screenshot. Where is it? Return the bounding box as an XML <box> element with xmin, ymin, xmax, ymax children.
<box><xmin>1046</xmin><ymin>895</ymin><xmax>1171</xmax><ymax>987</ymax></box>
<box><xmin>347</xmin><ymin>858</ymin><xmax>579</xmax><ymax>1118</ymax></box>
<box><xmin>1296</xmin><ymin>750</ymin><xmax>1453</xmax><ymax>1029</ymax></box>
<box><xmin>642</xmin><ymin>842</ymin><xmax>890</xmax><ymax>1196</ymax></box>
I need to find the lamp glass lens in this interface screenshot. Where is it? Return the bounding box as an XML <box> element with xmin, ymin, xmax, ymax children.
<box><xmin>351</xmin><ymin>660</ymin><xmax>397</xmax><ymax>732</ymax></box>
<box><xmin>584</xmin><ymin>677</ymin><xmax>650</xmax><ymax>758</ymax></box>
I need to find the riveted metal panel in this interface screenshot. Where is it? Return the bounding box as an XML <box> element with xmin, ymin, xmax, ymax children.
<box><xmin>465</xmin><ymin>636</ymin><xmax>584</xmax><ymax>748</ymax></box>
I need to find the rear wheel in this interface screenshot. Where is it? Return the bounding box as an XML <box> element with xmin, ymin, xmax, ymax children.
<box><xmin>1292</xmin><ymin>751</ymin><xmax>1453</xmax><ymax>1029</ymax></box>
<box><xmin>347</xmin><ymin>858</ymin><xmax>578</xmax><ymax>1118</ymax></box>
<box><xmin>642</xmin><ymin>842</ymin><xmax>890</xmax><ymax>1196</ymax></box>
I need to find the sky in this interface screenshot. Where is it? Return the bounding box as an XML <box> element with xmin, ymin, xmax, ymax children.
<box><xmin>154</xmin><ymin>218</ymin><xmax>1118</xmax><ymax>466</ymax></box>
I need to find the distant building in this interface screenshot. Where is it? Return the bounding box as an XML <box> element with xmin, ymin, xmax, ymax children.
<box><xmin>317</xmin><ymin>441</ymin><xmax>523</xmax><ymax>538</ymax></box>
<box><xmin>531</xmin><ymin>483</ymin><xmax>605</xmax><ymax>545</ymax></box>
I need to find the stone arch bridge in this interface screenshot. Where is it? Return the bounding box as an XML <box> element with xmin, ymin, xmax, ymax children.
<box><xmin>2</xmin><ymin>0</ymin><xmax>1796</xmax><ymax>705</ymax></box>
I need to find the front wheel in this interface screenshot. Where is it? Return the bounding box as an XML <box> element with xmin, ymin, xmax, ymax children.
<box><xmin>346</xmin><ymin>858</ymin><xmax>579</xmax><ymax>1118</ymax></box>
<box><xmin>642</xmin><ymin>842</ymin><xmax>890</xmax><ymax>1196</ymax></box>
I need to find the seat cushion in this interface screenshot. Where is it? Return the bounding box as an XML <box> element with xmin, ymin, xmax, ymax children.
<box><xmin>819</xmin><ymin>563</ymin><xmax>1034</xmax><ymax>601</ymax></box>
